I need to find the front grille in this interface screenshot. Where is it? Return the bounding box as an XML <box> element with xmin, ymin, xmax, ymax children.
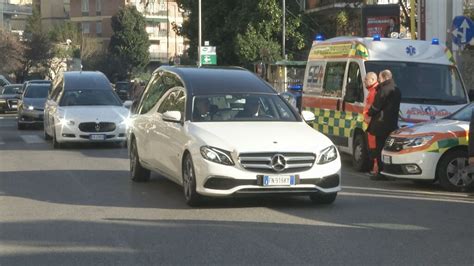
<box><xmin>239</xmin><ymin>152</ymin><xmax>315</xmax><ymax>173</ymax></box>
<box><xmin>384</xmin><ymin>137</ymin><xmax>410</xmax><ymax>152</ymax></box>
<box><xmin>79</xmin><ymin>122</ymin><xmax>116</xmax><ymax>132</ymax></box>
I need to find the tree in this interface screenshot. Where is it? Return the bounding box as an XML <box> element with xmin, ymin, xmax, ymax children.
<box><xmin>109</xmin><ymin>6</ymin><xmax>150</xmax><ymax>80</ymax></box>
<box><xmin>16</xmin><ymin>7</ymin><xmax>54</xmax><ymax>82</ymax></box>
<box><xmin>0</xmin><ymin>30</ymin><xmax>24</xmax><ymax>75</ymax></box>
<box><xmin>176</xmin><ymin>0</ymin><xmax>309</xmax><ymax>66</ymax></box>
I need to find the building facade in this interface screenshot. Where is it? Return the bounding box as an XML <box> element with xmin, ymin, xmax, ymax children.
<box><xmin>33</xmin><ymin>0</ymin><xmax>70</xmax><ymax>32</ymax></box>
<box><xmin>0</xmin><ymin>0</ymin><xmax>32</xmax><ymax>34</ymax></box>
<box><xmin>69</xmin><ymin>0</ymin><xmax>186</xmax><ymax>63</ymax></box>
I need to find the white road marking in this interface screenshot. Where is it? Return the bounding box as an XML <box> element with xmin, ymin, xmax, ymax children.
<box><xmin>340</xmin><ymin>192</ymin><xmax>474</xmax><ymax>204</ymax></box>
<box><xmin>342</xmin><ymin>185</ymin><xmax>473</xmax><ymax>198</ymax></box>
<box><xmin>20</xmin><ymin>135</ymin><xmax>45</xmax><ymax>144</ymax></box>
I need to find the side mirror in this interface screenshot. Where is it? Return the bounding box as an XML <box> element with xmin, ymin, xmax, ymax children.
<box><xmin>162</xmin><ymin>111</ymin><xmax>182</xmax><ymax>123</ymax></box>
<box><xmin>123</xmin><ymin>100</ymin><xmax>133</xmax><ymax>109</ymax></box>
<box><xmin>301</xmin><ymin>110</ymin><xmax>315</xmax><ymax>122</ymax></box>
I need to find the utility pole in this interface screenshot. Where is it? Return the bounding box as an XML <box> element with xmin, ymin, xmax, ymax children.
<box><xmin>282</xmin><ymin>0</ymin><xmax>286</xmax><ymax>59</ymax></box>
<box><xmin>410</xmin><ymin>0</ymin><xmax>416</xmax><ymax>40</ymax></box>
<box><xmin>198</xmin><ymin>0</ymin><xmax>202</xmax><ymax>67</ymax></box>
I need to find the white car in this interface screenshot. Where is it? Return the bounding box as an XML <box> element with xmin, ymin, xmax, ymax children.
<box><xmin>382</xmin><ymin>103</ymin><xmax>474</xmax><ymax>192</ymax></box>
<box><xmin>44</xmin><ymin>71</ymin><xmax>130</xmax><ymax>148</ymax></box>
<box><xmin>128</xmin><ymin>66</ymin><xmax>341</xmax><ymax>206</ymax></box>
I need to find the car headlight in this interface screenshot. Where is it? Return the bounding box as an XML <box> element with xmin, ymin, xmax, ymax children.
<box><xmin>120</xmin><ymin>117</ymin><xmax>133</xmax><ymax>128</ymax></box>
<box><xmin>317</xmin><ymin>145</ymin><xmax>338</xmax><ymax>165</ymax></box>
<box><xmin>403</xmin><ymin>135</ymin><xmax>433</xmax><ymax>148</ymax></box>
<box><xmin>59</xmin><ymin>118</ymin><xmax>75</xmax><ymax>126</ymax></box>
<box><xmin>27</xmin><ymin>105</ymin><xmax>34</xmax><ymax>110</ymax></box>
<box><xmin>0</xmin><ymin>99</ymin><xmax>6</xmax><ymax>103</ymax></box>
<box><xmin>200</xmin><ymin>146</ymin><xmax>234</xmax><ymax>166</ymax></box>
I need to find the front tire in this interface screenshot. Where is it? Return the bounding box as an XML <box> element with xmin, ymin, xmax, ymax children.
<box><xmin>52</xmin><ymin>125</ymin><xmax>62</xmax><ymax>149</ymax></box>
<box><xmin>182</xmin><ymin>154</ymin><xmax>202</xmax><ymax>207</ymax></box>
<box><xmin>44</xmin><ymin>126</ymin><xmax>52</xmax><ymax>140</ymax></box>
<box><xmin>437</xmin><ymin>149</ymin><xmax>474</xmax><ymax>192</ymax></box>
<box><xmin>130</xmin><ymin>139</ymin><xmax>150</xmax><ymax>182</ymax></box>
<box><xmin>17</xmin><ymin>122</ymin><xmax>25</xmax><ymax>130</ymax></box>
<box><xmin>352</xmin><ymin>133</ymin><xmax>370</xmax><ymax>172</ymax></box>
<box><xmin>309</xmin><ymin>192</ymin><xmax>337</xmax><ymax>204</ymax></box>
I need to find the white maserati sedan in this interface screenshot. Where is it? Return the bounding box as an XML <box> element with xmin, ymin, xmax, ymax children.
<box><xmin>128</xmin><ymin>67</ymin><xmax>341</xmax><ymax>206</ymax></box>
<box><xmin>44</xmin><ymin>71</ymin><xmax>130</xmax><ymax>148</ymax></box>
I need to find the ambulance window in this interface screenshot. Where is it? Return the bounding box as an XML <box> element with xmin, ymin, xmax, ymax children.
<box><xmin>305</xmin><ymin>63</ymin><xmax>324</xmax><ymax>93</ymax></box>
<box><xmin>346</xmin><ymin>62</ymin><xmax>364</xmax><ymax>103</ymax></box>
<box><xmin>323</xmin><ymin>62</ymin><xmax>346</xmax><ymax>98</ymax></box>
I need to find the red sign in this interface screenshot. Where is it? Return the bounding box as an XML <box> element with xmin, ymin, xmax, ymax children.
<box><xmin>366</xmin><ymin>16</ymin><xmax>400</xmax><ymax>37</ymax></box>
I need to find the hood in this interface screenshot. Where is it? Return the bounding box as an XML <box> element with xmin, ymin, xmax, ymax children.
<box><xmin>0</xmin><ymin>94</ymin><xmax>18</xmax><ymax>100</ymax></box>
<box><xmin>392</xmin><ymin>118</ymin><xmax>468</xmax><ymax>137</ymax></box>
<box><xmin>399</xmin><ymin>103</ymin><xmax>466</xmax><ymax>123</ymax></box>
<box><xmin>187</xmin><ymin>121</ymin><xmax>334</xmax><ymax>154</ymax></box>
<box><xmin>23</xmin><ymin>98</ymin><xmax>47</xmax><ymax>109</ymax></box>
<box><xmin>60</xmin><ymin>106</ymin><xmax>129</xmax><ymax>123</ymax></box>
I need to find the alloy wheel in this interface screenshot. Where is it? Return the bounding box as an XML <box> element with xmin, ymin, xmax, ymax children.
<box><xmin>446</xmin><ymin>157</ymin><xmax>473</xmax><ymax>188</ymax></box>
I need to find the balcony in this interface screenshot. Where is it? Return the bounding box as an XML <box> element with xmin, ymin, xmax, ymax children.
<box><xmin>305</xmin><ymin>0</ymin><xmax>361</xmax><ymax>13</ymax></box>
<box><xmin>1</xmin><ymin>3</ymin><xmax>33</xmax><ymax>16</ymax></box>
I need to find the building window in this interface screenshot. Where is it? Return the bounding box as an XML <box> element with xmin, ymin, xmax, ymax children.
<box><xmin>96</xmin><ymin>0</ymin><xmax>102</xmax><ymax>15</ymax></box>
<box><xmin>82</xmin><ymin>0</ymin><xmax>89</xmax><ymax>16</ymax></box>
<box><xmin>82</xmin><ymin>22</ymin><xmax>90</xmax><ymax>34</ymax></box>
<box><xmin>96</xmin><ymin>22</ymin><xmax>102</xmax><ymax>36</ymax></box>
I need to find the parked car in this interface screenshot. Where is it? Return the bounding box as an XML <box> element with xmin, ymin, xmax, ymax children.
<box><xmin>115</xmin><ymin>81</ymin><xmax>132</xmax><ymax>101</ymax></box>
<box><xmin>382</xmin><ymin>103</ymin><xmax>474</xmax><ymax>192</ymax></box>
<box><xmin>44</xmin><ymin>71</ymin><xmax>130</xmax><ymax>148</ymax></box>
<box><xmin>0</xmin><ymin>75</ymin><xmax>11</xmax><ymax>88</ymax></box>
<box><xmin>128</xmin><ymin>66</ymin><xmax>341</xmax><ymax>206</ymax></box>
<box><xmin>17</xmin><ymin>83</ymin><xmax>50</xmax><ymax>129</ymax></box>
<box><xmin>0</xmin><ymin>84</ymin><xmax>22</xmax><ymax>113</ymax></box>
<box><xmin>22</xmin><ymin>80</ymin><xmax>52</xmax><ymax>93</ymax></box>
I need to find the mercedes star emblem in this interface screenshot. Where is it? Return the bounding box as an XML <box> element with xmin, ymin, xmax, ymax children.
<box><xmin>95</xmin><ymin>123</ymin><xmax>101</xmax><ymax>132</ymax></box>
<box><xmin>271</xmin><ymin>154</ymin><xmax>286</xmax><ymax>172</ymax></box>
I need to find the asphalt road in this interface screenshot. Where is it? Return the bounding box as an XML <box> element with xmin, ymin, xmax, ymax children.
<box><xmin>1</xmin><ymin>115</ymin><xmax>473</xmax><ymax>265</ymax></box>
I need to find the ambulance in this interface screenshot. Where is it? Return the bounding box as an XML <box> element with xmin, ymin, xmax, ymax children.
<box><xmin>302</xmin><ymin>36</ymin><xmax>469</xmax><ymax>172</ymax></box>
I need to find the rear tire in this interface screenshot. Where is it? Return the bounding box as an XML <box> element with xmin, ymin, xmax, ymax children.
<box><xmin>130</xmin><ymin>139</ymin><xmax>150</xmax><ymax>182</ymax></box>
<box><xmin>182</xmin><ymin>154</ymin><xmax>202</xmax><ymax>207</ymax></box>
<box><xmin>352</xmin><ymin>133</ymin><xmax>370</xmax><ymax>172</ymax></box>
<box><xmin>437</xmin><ymin>149</ymin><xmax>474</xmax><ymax>192</ymax></box>
<box><xmin>309</xmin><ymin>192</ymin><xmax>337</xmax><ymax>204</ymax></box>
<box><xmin>17</xmin><ymin>122</ymin><xmax>25</xmax><ymax>130</ymax></box>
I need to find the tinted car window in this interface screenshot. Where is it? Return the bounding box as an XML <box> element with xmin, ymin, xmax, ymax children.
<box><xmin>24</xmin><ymin>85</ymin><xmax>50</xmax><ymax>98</ymax></box>
<box><xmin>158</xmin><ymin>90</ymin><xmax>185</xmax><ymax>114</ymax></box>
<box><xmin>2</xmin><ymin>86</ymin><xmax>21</xmax><ymax>94</ymax></box>
<box><xmin>192</xmin><ymin>94</ymin><xmax>298</xmax><ymax>122</ymax></box>
<box><xmin>60</xmin><ymin>90</ymin><xmax>122</xmax><ymax>106</ymax></box>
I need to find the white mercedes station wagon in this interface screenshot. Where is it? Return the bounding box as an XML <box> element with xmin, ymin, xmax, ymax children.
<box><xmin>128</xmin><ymin>67</ymin><xmax>341</xmax><ymax>206</ymax></box>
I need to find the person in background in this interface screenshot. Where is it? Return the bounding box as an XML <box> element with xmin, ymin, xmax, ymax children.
<box><xmin>363</xmin><ymin>72</ymin><xmax>379</xmax><ymax>176</ymax></box>
<box><xmin>193</xmin><ymin>97</ymin><xmax>211</xmax><ymax>121</ymax></box>
<box><xmin>367</xmin><ymin>69</ymin><xmax>402</xmax><ymax>180</ymax></box>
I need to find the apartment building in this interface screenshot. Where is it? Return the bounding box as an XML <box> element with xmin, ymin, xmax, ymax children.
<box><xmin>33</xmin><ymin>0</ymin><xmax>70</xmax><ymax>32</ymax></box>
<box><xmin>69</xmin><ymin>0</ymin><xmax>186</xmax><ymax>63</ymax></box>
<box><xmin>0</xmin><ymin>0</ymin><xmax>32</xmax><ymax>33</ymax></box>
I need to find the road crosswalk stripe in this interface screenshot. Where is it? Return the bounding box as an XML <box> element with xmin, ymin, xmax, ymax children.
<box><xmin>20</xmin><ymin>135</ymin><xmax>45</xmax><ymax>144</ymax></box>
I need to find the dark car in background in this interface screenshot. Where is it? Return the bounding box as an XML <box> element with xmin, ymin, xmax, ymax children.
<box><xmin>0</xmin><ymin>84</ymin><xmax>22</xmax><ymax>113</ymax></box>
<box><xmin>115</xmin><ymin>81</ymin><xmax>131</xmax><ymax>101</ymax></box>
<box><xmin>17</xmin><ymin>83</ymin><xmax>50</xmax><ymax>129</ymax></box>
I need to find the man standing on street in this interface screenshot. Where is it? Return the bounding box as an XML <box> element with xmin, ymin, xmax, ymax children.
<box><xmin>363</xmin><ymin>72</ymin><xmax>379</xmax><ymax>176</ymax></box>
<box><xmin>368</xmin><ymin>69</ymin><xmax>401</xmax><ymax>180</ymax></box>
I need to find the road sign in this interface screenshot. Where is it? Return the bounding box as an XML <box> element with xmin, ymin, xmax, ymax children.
<box><xmin>200</xmin><ymin>46</ymin><xmax>217</xmax><ymax>65</ymax></box>
<box><xmin>452</xmin><ymin>16</ymin><xmax>474</xmax><ymax>46</ymax></box>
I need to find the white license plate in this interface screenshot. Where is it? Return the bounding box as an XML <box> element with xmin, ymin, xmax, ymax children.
<box><xmin>263</xmin><ymin>175</ymin><xmax>296</xmax><ymax>186</ymax></box>
<box><xmin>11</xmin><ymin>105</ymin><xmax>17</xmax><ymax>108</ymax></box>
<box><xmin>89</xmin><ymin>134</ymin><xmax>106</xmax><ymax>141</ymax></box>
<box><xmin>382</xmin><ymin>155</ymin><xmax>392</xmax><ymax>164</ymax></box>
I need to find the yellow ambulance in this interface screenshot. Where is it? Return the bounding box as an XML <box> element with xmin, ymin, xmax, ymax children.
<box><xmin>302</xmin><ymin>36</ymin><xmax>469</xmax><ymax>171</ymax></box>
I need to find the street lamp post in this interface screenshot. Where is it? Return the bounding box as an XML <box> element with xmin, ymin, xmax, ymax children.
<box><xmin>198</xmin><ymin>0</ymin><xmax>202</xmax><ymax>67</ymax></box>
<box><xmin>282</xmin><ymin>0</ymin><xmax>285</xmax><ymax>59</ymax></box>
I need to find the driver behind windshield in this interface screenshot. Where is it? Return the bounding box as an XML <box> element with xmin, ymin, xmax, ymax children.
<box><xmin>235</xmin><ymin>97</ymin><xmax>260</xmax><ymax>118</ymax></box>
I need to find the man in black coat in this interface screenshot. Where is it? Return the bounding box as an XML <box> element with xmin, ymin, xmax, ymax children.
<box><xmin>368</xmin><ymin>69</ymin><xmax>402</xmax><ymax>180</ymax></box>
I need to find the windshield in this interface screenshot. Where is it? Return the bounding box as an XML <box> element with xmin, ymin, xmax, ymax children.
<box><xmin>24</xmin><ymin>85</ymin><xmax>50</xmax><ymax>98</ymax></box>
<box><xmin>60</xmin><ymin>90</ymin><xmax>122</xmax><ymax>106</ymax></box>
<box><xmin>192</xmin><ymin>94</ymin><xmax>298</xmax><ymax>122</ymax></box>
<box><xmin>447</xmin><ymin>103</ymin><xmax>474</xmax><ymax>122</ymax></box>
<box><xmin>365</xmin><ymin>61</ymin><xmax>467</xmax><ymax>105</ymax></box>
<box><xmin>2</xmin><ymin>86</ymin><xmax>21</xmax><ymax>94</ymax></box>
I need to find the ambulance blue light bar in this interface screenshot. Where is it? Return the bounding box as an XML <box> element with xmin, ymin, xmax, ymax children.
<box><xmin>431</xmin><ymin>38</ymin><xmax>439</xmax><ymax>45</ymax></box>
<box><xmin>314</xmin><ymin>34</ymin><xmax>325</xmax><ymax>41</ymax></box>
<box><xmin>373</xmin><ymin>34</ymin><xmax>381</xmax><ymax>41</ymax></box>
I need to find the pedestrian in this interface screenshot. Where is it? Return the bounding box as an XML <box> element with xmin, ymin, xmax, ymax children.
<box><xmin>469</xmin><ymin>108</ymin><xmax>474</xmax><ymax>167</ymax></box>
<box><xmin>367</xmin><ymin>69</ymin><xmax>401</xmax><ymax>180</ymax></box>
<box><xmin>363</xmin><ymin>72</ymin><xmax>379</xmax><ymax>176</ymax></box>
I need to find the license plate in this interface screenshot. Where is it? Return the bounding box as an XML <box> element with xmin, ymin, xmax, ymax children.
<box><xmin>382</xmin><ymin>155</ymin><xmax>392</xmax><ymax>164</ymax></box>
<box><xmin>11</xmin><ymin>105</ymin><xmax>17</xmax><ymax>108</ymax></box>
<box><xmin>263</xmin><ymin>175</ymin><xmax>296</xmax><ymax>186</ymax></box>
<box><xmin>89</xmin><ymin>134</ymin><xmax>106</xmax><ymax>141</ymax></box>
